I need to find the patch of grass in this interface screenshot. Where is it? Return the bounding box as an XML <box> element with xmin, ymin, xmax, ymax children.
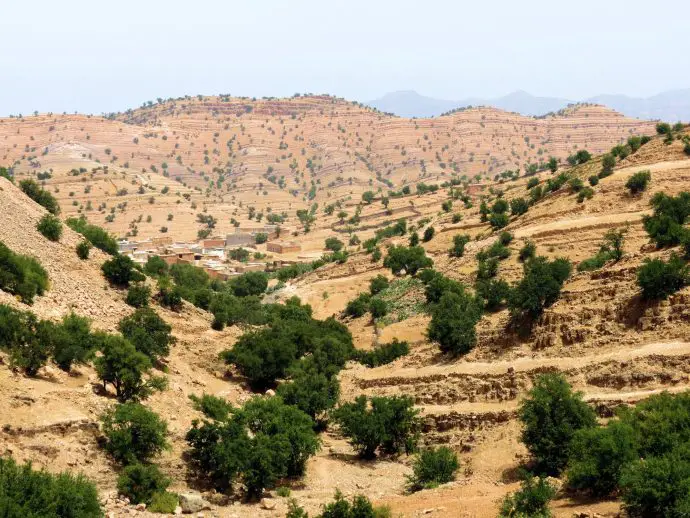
<box><xmin>376</xmin><ymin>277</ymin><xmax>426</xmax><ymax>326</ymax></box>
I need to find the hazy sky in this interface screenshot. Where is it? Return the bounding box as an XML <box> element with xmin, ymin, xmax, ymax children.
<box><xmin>2</xmin><ymin>0</ymin><xmax>689</xmax><ymax>115</ymax></box>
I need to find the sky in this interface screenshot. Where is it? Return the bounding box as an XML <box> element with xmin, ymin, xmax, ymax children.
<box><xmin>1</xmin><ymin>0</ymin><xmax>689</xmax><ymax>116</ymax></box>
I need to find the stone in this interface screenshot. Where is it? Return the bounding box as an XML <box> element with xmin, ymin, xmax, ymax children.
<box><xmin>260</xmin><ymin>498</ymin><xmax>277</xmax><ymax>510</ymax></box>
<box><xmin>174</xmin><ymin>506</ymin><xmax>183</xmax><ymax>515</ymax></box>
<box><xmin>179</xmin><ymin>493</ymin><xmax>212</xmax><ymax>514</ymax></box>
<box><xmin>135</xmin><ymin>503</ymin><xmax>146</xmax><ymax>511</ymax></box>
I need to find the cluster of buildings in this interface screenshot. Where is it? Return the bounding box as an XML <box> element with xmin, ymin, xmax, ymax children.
<box><xmin>117</xmin><ymin>227</ymin><xmax>302</xmax><ymax>280</ymax></box>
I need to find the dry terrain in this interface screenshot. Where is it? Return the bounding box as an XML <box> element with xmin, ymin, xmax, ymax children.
<box><xmin>0</xmin><ymin>99</ymin><xmax>688</xmax><ymax>518</ymax></box>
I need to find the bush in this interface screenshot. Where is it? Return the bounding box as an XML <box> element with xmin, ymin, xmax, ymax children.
<box><xmin>637</xmin><ymin>254</ymin><xmax>689</xmax><ymax>300</ymax></box>
<box><xmin>0</xmin><ymin>456</ymin><xmax>101</xmax><ymax>517</ymax></box>
<box><xmin>76</xmin><ymin>240</ymin><xmax>91</xmax><ymax>260</ymax></box>
<box><xmin>229</xmin><ymin>271</ymin><xmax>268</xmax><ymax>297</ymax></box>
<box><xmin>577</xmin><ymin>187</ymin><xmax>594</xmax><ymax>203</ymax></box>
<box><xmin>518</xmin><ymin>241</ymin><xmax>536</xmax><ymax>262</ymax></box>
<box><xmin>345</xmin><ymin>293</ymin><xmax>370</xmax><ymax>318</ymax></box>
<box><xmin>626</xmin><ymin>170</ymin><xmax>651</xmax><ymax>195</ymax></box>
<box><xmin>567</xmin><ymin>420</ymin><xmax>639</xmax><ymax>496</ymax></box>
<box><xmin>451</xmin><ymin>213</ymin><xmax>462</xmax><ymax>223</ymax></box>
<box><xmin>643</xmin><ymin>191</ymin><xmax>690</xmax><ymax>247</ymax></box>
<box><xmin>577</xmin><ymin>228</ymin><xmax>626</xmax><ymax>272</ymax></box>
<box><xmin>656</xmin><ymin>122</ymin><xmax>672</xmax><ymax>135</ymax></box>
<box><xmin>255</xmin><ymin>232</ymin><xmax>268</xmax><ymax>244</ymax></box>
<box><xmin>600</xmin><ymin>153</ymin><xmax>616</xmax><ymax>176</ymax></box>
<box><xmin>118</xmin><ymin>307</ymin><xmax>175</xmax><ymax>362</ymax></box>
<box><xmin>498</xmin><ymin>476</ymin><xmax>556</xmax><ymax>518</ymax></box>
<box><xmin>37</xmin><ymin>214</ymin><xmax>62</xmax><ymax>241</ymax></box>
<box><xmin>509</xmin><ymin>257</ymin><xmax>572</xmax><ymax>321</ymax></box>
<box><xmin>189</xmin><ymin>393</ymin><xmax>233</xmax><ymax>421</ymax></box>
<box><xmin>117</xmin><ymin>463</ymin><xmax>170</xmax><ymax>504</ymax></box>
<box><xmin>148</xmin><ymin>491</ymin><xmax>179</xmax><ymax>513</ymax></box>
<box><xmin>369</xmin><ymin>297</ymin><xmax>388</xmax><ymax>318</ymax></box>
<box><xmin>408</xmin><ymin>231</ymin><xmax>419</xmax><ymax>246</ymax></box>
<box><xmin>94</xmin><ymin>334</ymin><xmax>163</xmax><ymax>402</ymax></box>
<box><xmin>383</xmin><ymin>246</ymin><xmax>433</xmax><ymax>276</ymax></box>
<box><xmin>277</xmin><ymin>362</ymin><xmax>340</xmax><ymax>421</ymax></box>
<box><xmin>488</xmin><ymin>212</ymin><xmax>509</xmax><ymax>230</ymax></box>
<box><xmin>450</xmin><ymin>234</ymin><xmax>470</xmax><ymax>258</ymax></box>
<box><xmin>19</xmin><ymin>179</ymin><xmax>60</xmax><ymax>214</ymax></box>
<box><xmin>422</xmin><ymin>226</ymin><xmax>435</xmax><ymax>242</ymax></box>
<box><xmin>0</xmin><ymin>241</ymin><xmax>48</xmax><ymax>304</ymax></box>
<box><xmin>325</xmin><ymin>237</ymin><xmax>344</xmax><ymax>252</ymax></box>
<box><xmin>588</xmin><ymin>175</ymin><xmax>599</xmax><ymax>186</ymax></box>
<box><xmin>66</xmin><ymin>216</ymin><xmax>118</xmax><ymax>255</ymax></box>
<box><xmin>144</xmin><ymin>255</ymin><xmax>169</xmax><ymax>277</ymax></box>
<box><xmin>407</xmin><ymin>446</ymin><xmax>459</xmax><ymax>491</ymax></box>
<box><xmin>50</xmin><ymin>312</ymin><xmax>97</xmax><ymax>371</ymax></box>
<box><xmin>428</xmin><ymin>291</ymin><xmax>482</xmax><ymax>356</ymax></box>
<box><xmin>317</xmin><ymin>491</ymin><xmax>390</xmax><ymax>518</ymax></box>
<box><xmin>510</xmin><ymin>197</ymin><xmax>529</xmax><ymax>216</ymax></box>
<box><xmin>475</xmin><ymin>278</ymin><xmax>510</xmax><ymax>311</ymax></box>
<box><xmin>423</xmin><ymin>271</ymin><xmax>466</xmax><ymax>304</ymax></box>
<box><xmin>126</xmin><ymin>283</ymin><xmax>151</xmax><ymax>308</ymax></box>
<box><xmin>519</xmin><ymin>373</ymin><xmax>596</xmax><ymax>475</ymax></box>
<box><xmin>0</xmin><ymin>305</ymin><xmax>51</xmax><ymax>375</ymax></box>
<box><xmin>102</xmin><ymin>254</ymin><xmax>145</xmax><ymax>287</ymax></box>
<box><xmin>101</xmin><ymin>402</ymin><xmax>169</xmax><ymax>465</ymax></box>
<box><xmin>332</xmin><ymin>395</ymin><xmax>420</xmax><ymax>459</ymax></box>
<box><xmin>620</xmin><ymin>447</ymin><xmax>690</xmax><ymax>518</ymax></box>
<box><xmin>353</xmin><ymin>339</ymin><xmax>409</xmax><ymax>368</ymax></box>
<box><xmin>158</xmin><ymin>283</ymin><xmax>183</xmax><ymax>312</ymax></box>
<box><xmin>186</xmin><ymin>396</ymin><xmax>319</xmax><ymax>497</ymax></box>
<box><xmin>369</xmin><ymin>275</ymin><xmax>389</xmax><ymax>295</ymax></box>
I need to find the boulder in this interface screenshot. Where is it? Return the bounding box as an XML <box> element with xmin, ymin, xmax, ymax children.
<box><xmin>179</xmin><ymin>493</ymin><xmax>211</xmax><ymax>514</ymax></box>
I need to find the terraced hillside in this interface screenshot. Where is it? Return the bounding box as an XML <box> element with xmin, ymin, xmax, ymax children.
<box><xmin>1</xmin><ymin>115</ymin><xmax>689</xmax><ymax>517</ymax></box>
<box><xmin>0</xmin><ymin>96</ymin><xmax>654</xmax><ymax>242</ymax></box>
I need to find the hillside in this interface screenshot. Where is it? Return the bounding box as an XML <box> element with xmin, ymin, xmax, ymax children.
<box><xmin>1</xmin><ymin>114</ymin><xmax>690</xmax><ymax>517</ymax></box>
<box><xmin>0</xmin><ymin>95</ymin><xmax>654</xmax><ymax>241</ymax></box>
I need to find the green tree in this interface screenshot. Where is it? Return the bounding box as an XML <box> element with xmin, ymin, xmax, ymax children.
<box><xmin>144</xmin><ymin>255</ymin><xmax>169</xmax><ymax>277</ymax></box>
<box><xmin>407</xmin><ymin>446</ymin><xmax>459</xmax><ymax>491</ymax></box>
<box><xmin>427</xmin><ymin>291</ymin><xmax>482</xmax><ymax>356</ymax></box>
<box><xmin>519</xmin><ymin>373</ymin><xmax>596</xmax><ymax>475</ymax></box>
<box><xmin>637</xmin><ymin>254</ymin><xmax>689</xmax><ymax>300</ymax></box>
<box><xmin>102</xmin><ymin>254</ymin><xmax>145</xmax><ymax>287</ymax></box>
<box><xmin>369</xmin><ymin>275</ymin><xmax>389</xmax><ymax>295</ymax></box>
<box><xmin>362</xmin><ymin>191</ymin><xmax>375</xmax><ymax>204</ymax></box>
<box><xmin>600</xmin><ymin>153</ymin><xmax>616</xmax><ymax>176</ymax></box>
<box><xmin>76</xmin><ymin>241</ymin><xmax>91</xmax><ymax>260</ymax></box>
<box><xmin>230</xmin><ymin>271</ymin><xmax>268</xmax><ymax>297</ymax></box>
<box><xmin>383</xmin><ymin>246</ymin><xmax>433</xmax><ymax>276</ymax></box>
<box><xmin>510</xmin><ymin>197</ymin><xmax>529</xmax><ymax>216</ymax></box>
<box><xmin>450</xmin><ymin>234</ymin><xmax>470</xmax><ymax>258</ymax></box>
<box><xmin>19</xmin><ymin>179</ymin><xmax>60</xmax><ymax>214</ymax></box>
<box><xmin>626</xmin><ymin>170</ymin><xmax>651</xmax><ymax>194</ymax></box>
<box><xmin>66</xmin><ymin>216</ymin><xmax>118</xmax><ymax>255</ymax></box>
<box><xmin>50</xmin><ymin>312</ymin><xmax>97</xmax><ymax>371</ymax></box>
<box><xmin>118</xmin><ymin>307</ymin><xmax>175</xmax><ymax>362</ymax></box>
<box><xmin>0</xmin><ymin>242</ymin><xmax>49</xmax><ymax>304</ymax></box>
<box><xmin>117</xmin><ymin>463</ymin><xmax>171</xmax><ymax>505</ymax></box>
<box><xmin>509</xmin><ymin>257</ymin><xmax>572</xmax><ymax>321</ymax></box>
<box><xmin>422</xmin><ymin>227</ymin><xmax>435</xmax><ymax>242</ymax></box>
<box><xmin>101</xmin><ymin>402</ymin><xmax>169</xmax><ymax>465</ymax></box>
<box><xmin>324</xmin><ymin>237</ymin><xmax>344</xmax><ymax>252</ymax></box>
<box><xmin>498</xmin><ymin>476</ymin><xmax>556</xmax><ymax>518</ymax></box>
<box><xmin>126</xmin><ymin>283</ymin><xmax>151</xmax><ymax>308</ymax></box>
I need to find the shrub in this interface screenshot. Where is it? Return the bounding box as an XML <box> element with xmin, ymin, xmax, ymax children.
<box><xmin>422</xmin><ymin>226</ymin><xmax>435</xmax><ymax>242</ymax></box>
<box><xmin>186</xmin><ymin>396</ymin><xmax>319</xmax><ymax>497</ymax></box>
<box><xmin>498</xmin><ymin>231</ymin><xmax>514</xmax><ymax>246</ymax></box>
<box><xmin>626</xmin><ymin>170</ymin><xmax>651</xmax><ymax>195</ymax></box>
<box><xmin>450</xmin><ymin>234</ymin><xmax>470</xmax><ymax>258</ymax></box>
<box><xmin>408</xmin><ymin>231</ymin><xmax>419</xmax><ymax>246</ymax></box>
<box><xmin>568</xmin><ymin>177</ymin><xmax>584</xmax><ymax>193</ymax></box>
<box><xmin>601</xmin><ymin>154</ymin><xmax>616</xmax><ymax>176</ymax></box>
<box><xmin>428</xmin><ymin>291</ymin><xmax>482</xmax><ymax>356</ymax></box>
<box><xmin>488</xmin><ymin>211</ymin><xmax>509</xmax><ymax>230</ymax></box>
<box><xmin>620</xmin><ymin>447</ymin><xmax>690</xmax><ymax>518</ymax></box>
<box><xmin>229</xmin><ymin>271</ymin><xmax>268</xmax><ymax>297</ymax></box>
<box><xmin>325</xmin><ymin>237</ymin><xmax>344</xmax><ymax>252</ymax></box>
<box><xmin>475</xmin><ymin>278</ymin><xmax>510</xmax><ymax>311</ymax></box>
<box><xmin>353</xmin><ymin>339</ymin><xmax>409</xmax><ymax>368</ymax></box>
<box><xmin>576</xmin><ymin>186</ymin><xmax>594</xmax><ymax>203</ymax></box>
<box><xmin>637</xmin><ymin>254</ymin><xmax>689</xmax><ymax>300</ymax></box>
<box><xmin>345</xmin><ymin>293</ymin><xmax>370</xmax><ymax>318</ymax></box>
<box><xmin>643</xmin><ymin>191</ymin><xmax>690</xmax><ymax>247</ymax></box>
<box><xmin>19</xmin><ymin>179</ymin><xmax>60</xmax><ymax>214</ymax></box>
<box><xmin>588</xmin><ymin>175</ymin><xmax>599</xmax><ymax>186</ymax></box>
<box><xmin>66</xmin><ymin>217</ymin><xmax>118</xmax><ymax>255</ymax></box>
<box><xmin>102</xmin><ymin>254</ymin><xmax>145</xmax><ymax>287</ymax></box>
<box><xmin>117</xmin><ymin>463</ymin><xmax>170</xmax><ymax>504</ymax></box>
<box><xmin>577</xmin><ymin>228</ymin><xmax>626</xmax><ymax>272</ymax></box>
<box><xmin>423</xmin><ymin>271</ymin><xmax>466</xmax><ymax>304</ymax></box>
<box><xmin>189</xmin><ymin>393</ymin><xmax>233</xmax><ymax>421</ymax></box>
<box><xmin>101</xmin><ymin>402</ymin><xmax>169</xmax><ymax>465</ymax></box>
<box><xmin>277</xmin><ymin>362</ymin><xmax>340</xmax><ymax>421</ymax></box>
<box><xmin>407</xmin><ymin>446</ymin><xmax>459</xmax><ymax>491</ymax></box>
<box><xmin>332</xmin><ymin>395</ymin><xmax>420</xmax><ymax>459</ymax></box>
<box><xmin>37</xmin><ymin>214</ymin><xmax>62</xmax><ymax>241</ymax></box>
<box><xmin>519</xmin><ymin>373</ymin><xmax>596</xmax><ymax>475</ymax></box>
<box><xmin>50</xmin><ymin>312</ymin><xmax>97</xmax><ymax>371</ymax></box>
<box><xmin>498</xmin><ymin>476</ymin><xmax>556</xmax><ymax>518</ymax></box>
<box><xmin>567</xmin><ymin>420</ymin><xmax>639</xmax><ymax>496</ymax></box>
<box><xmin>0</xmin><ymin>305</ymin><xmax>51</xmax><ymax>375</ymax></box>
<box><xmin>369</xmin><ymin>275</ymin><xmax>389</xmax><ymax>295</ymax></box>
<box><xmin>118</xmin><ymin>307</ymin><xmax>175</xmax><ymax>362</ymax></box>
<box><xmin>0</xmin><ymin>456</ymin><xmax>101</xmax><ymax>517</ymax></box>
<box><xmin>383</xmin><ymin>246</ymin><xmax>433</xmax><ymax>276</ymax></box>
<box><xmin>148</xmin><ymin>491</ymin><xmax>179</xmax><ymax>513</ymax></box>
<box><xmin>510</xmin><ymin>197</ymin><xmax>529</xmax><ymax>216</ymax></box>
<box><xmin>0</xmin><ymin>241</ymin><xmax>49</xmax><ymax>304</ymax></box>
<box><xmin>451</xmin><ymin>213</ymin><xmax>462</xmax><ymax>223</ymax></box>
<box><xmin>318</xmin><ymin>491</ymin><xmax>390</xmax><ymax>518</ymax></box>
<box><xmin>518</xmin><ymin>241</ymin><xmax>536</xmax><ymax>262</ymax></box>
<box><xmin>94</xmin><ymin>334</ymin><xmax>163</xmax><ymax>402</ymax></box>
<box><xmin>255</xmin><ymin>232</ymin><xmax>268</xmax><ymax>244</ymax></box>
<box><xmin>656</xmin><ymin>122</ymin><xmax>672</xmax><ymax>135</ymax></box>
<box><xmin>369</xmin><ymin>297</ymin><xmax>388</xmax><ymax>318</ymax></box>
<box><xmin>144</xmin><ymin>255</ymin><xmax>169</xmax><ymax>277</ymax></box>
<box><xmin>126</xmin><ymin>283</ymin><xmax>151</xmax><ymax>308</ymax></box>
<box><xmin>76</xmin><ymin>241</ymin><xmax>91</xmax><ymax>260</ymax></box>
<box><xmin>509</xmin><ymin>257</ymin><xmax>572</xmax><ymax>321</ymax></box>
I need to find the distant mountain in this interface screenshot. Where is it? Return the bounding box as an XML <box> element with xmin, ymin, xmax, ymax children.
<box><xmin>365</xmin><ymin>89</ymin><xmax>690</xmax><ymax>121</ymax></box>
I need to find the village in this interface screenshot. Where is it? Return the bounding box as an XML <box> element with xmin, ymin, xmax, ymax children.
<box><xmin>117</xmin><ymin>223</ymin><xmax>305</xmax><ymax>280</ymax></box>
